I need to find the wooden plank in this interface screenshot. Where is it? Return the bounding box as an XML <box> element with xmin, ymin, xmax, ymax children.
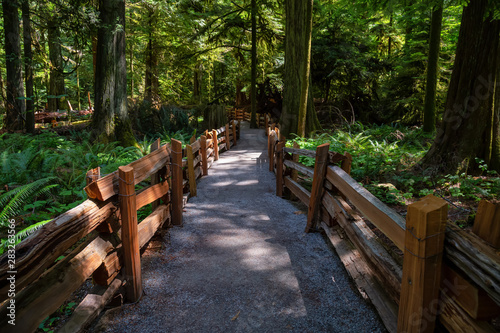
<box><xmin>216</xmin><ymin>126</ymin><xmax>225</xmax><ymax>135</ymax></box>
<box><xmin>212</xmin><ymin>130</ymin><xmax>219</xmax><ymax>161</ymax></box>
<box><xmin>170</xmin><ymin>139</ymin><xmax>183</xmax><ymax>226</ymax></box>
<box><xmin>472</xmin><ymin>200</ymin><xmax>500</xmax><ymax>248</ymax></box>
<box><xmin>321</xmin><ymin>223</ymin><xmax>398</xmax><ymax>333</ymax></box>
<box><xmin>207</xmin><ymin>148</ymin><xmax>214</xmax><ymax>159</ymax></box>
<box><xmin>441</xmin><ymin>264</ymin><xmax>500</xmax><ymax>320</ymax></box>
<box><xmin>190</xmin><ymin>140</ymin><xmax>201</xmax><ymax>153</ymax></box>
<box><xmin>283</xmin><ymin>160</ymin><xmax>314</xmax><ymax>178</ymax></box>
<box><xmin>136</xmin><ymin>181</ymin><xmax>169</xmax><ymax>210</ymax></box>
<box><xmin>439</xmin><ymin>293</ymin><xmax>497</xmax><ymax>333</ymax></box>
<box><xmin>193</xmin><ymin>152</ymin><xmax>202</xmax><ymax>168</ymax></box>
<box><xmin>0</xmin><ymin>199</ymin><xmax>117</xmax><ymax>297</ymax></box>
<box><xmin>322</xmin><ymin>192</ymin><xmax>402</xmax><ymax>304</ymax></box>
<box><xmin>0</xmin><ymin>236</ymin><xmax>114</xmax><ymax>332</ymax></box>
<box><xmin>268</xmin><ymin>131</ymin><xmax>276</xmax><ymax>172</ymax></box>
<box><xmin>186</xmin><ymin>144</ymin><xmax>197</xmax><ymax>197</ymax></box>
<box><xmin>194</xmin><ymin>165</ymin><xmax>202</xmax><ymax>180</ymax></box>
<box><xmin>398</xmin><ymin>195</ymin><xmax>448</xmax><ymax>333</ymax></box>
<box><xmin>276</xmin><ymin>141</ymin><xmax>285</xmax><ymax>197</ymax></box>
<box><xmin>60</xmin><ymin>277</ymin><xmax>123</xmax><ymax>333</ymax></box>
<box><xmin>305</xmin><ymin>143</ymin><xmax>330</xmax><ymax>233</ymax></box>
<box><xmin>326</xmin><ymin>165</ymin><xmax>406</xmax><ymax>250</ymax></box>
<box><xmin>84</xmin><ymin>143</ymin><xmax>170</xmax><ymax>201</ymax></box>
<box><xmin>118</xmin><ymin>166</ymin><xmax>142</xmax><ymax>302</ymax></box>
<box><xmin>93</xmin><ymin>205</ymin><xmax>170</xmax><ymax>287</ymax></box>
<box><xmin>284</xmin><ymin>147</ymin><xmax>317</xmax><ymax>159</ymax></box>
<box><xmin>207</xmin><ymin>156</ymin><xmax>214</xmax><ymax>169</ymax></box>
<box><xmin>284</xmin><ymin>176</ymin><xmax>310</xmax><ymax>206</ymax></box>
<box><xmin>86</xmin><ymin>167</ymin><xmax>101</xmax><ymax>186</ymax></box>
<box><xmin>444</xmin><ymin>223</ymin><xmax>500</xmax><ymax>306</ymax></box>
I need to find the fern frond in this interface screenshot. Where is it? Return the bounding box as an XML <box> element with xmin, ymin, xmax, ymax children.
<box><xmin>0</xmin><ymin>219</ymin><xmax>51</xmax><ymax>255</ymax></box>
<box><xmin>0</xmin><ymin>177</ymin><xmax>58</xmax><ymax>225</ymax></box>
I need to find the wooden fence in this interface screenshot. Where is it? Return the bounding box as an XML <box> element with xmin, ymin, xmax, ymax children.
<box><xmin>267</xmin><ymin>125</ymin><xmax>500</xmax><ymax>333</ymax></box>
<box><xmin>228</xmin><ymin>108</ymin><xmax>268</xmax><ymax>128</ymax></box>
<box><xmin>0</xmin><ymin>121</ymin><xmax>240</xmax><ymax>333</ymax></box>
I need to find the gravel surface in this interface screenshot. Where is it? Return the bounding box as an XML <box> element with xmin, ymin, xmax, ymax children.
<box><xmin>95</xmin><ymin>124</ymin><xmax>386</xmax><ymax>333</ymax></box>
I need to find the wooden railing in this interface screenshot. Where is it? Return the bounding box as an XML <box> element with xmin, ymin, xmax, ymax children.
<box><xmin>228</xmin><ymin>108</ymin><xmax>268</xmax><ymax>129</ymax></box>
<box><xmin>0</xmin><ymin>121</ymin><xmax>240</xmax><ymax>333</ymax></box>
<box><xmin>267</xmin><ymin>125</ymin><xmax>500</xmax><ymax>333</ymax></box>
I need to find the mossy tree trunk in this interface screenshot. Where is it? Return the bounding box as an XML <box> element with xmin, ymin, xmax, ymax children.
<box><xmin>144</xmin><ymin>4</ymin><xmax>159</xmax><ymax>103</ymax></box>
<box><xmin>2</xmin><ymin>0</ymin><xmax>25</xmax><ymax>131</ymax></box>
<box><xmin>421</xmin><ymin>0</ymin><xmax>500</xmax><ymax>173</ymax></box>
<box><xmin>92</xmin><ymin>0</ymin><xmax>136</xmax><ymax>147</ymax></box>
<box><xmin>281</xmin><ymin>0</ymin><xmax>320</xmax><ymax>138</ymax></box>
<box><xmin>22</xmin><ymin>0</ymin><xmax>35</xmax><ymax>133</ymax></box>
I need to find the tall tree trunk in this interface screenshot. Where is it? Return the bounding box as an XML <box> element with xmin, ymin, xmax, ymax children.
<box><xmin>423</xmin><ymin>1</ymin><xmax>443</xmax><ymax>133</ymax></box>
<box><xmin>47</xmin><ymin>20</ymin><xmax>65</xmax><ymax>112</ymax></box>
<box><xmin>193</xmin><ymin>63</ymin><xmax>201</xmax><ymax>103</ymax></box>
<box><xmin>2</xmin><ymin>0</ymin><xmax>25</xmax><ymax>130</ymax></box>
<box><xmin>92</xmin><ymin>0</ymin><xmax>136</xmax><ymax>147</ymax></box>
<box><xmin>421</xmin><ymin>0</ymin><xmax>500</xmax><ymax>173</ymax></box>
<box><xmin>22</xmin><ymin>0</ymin><xmax>35</xmax><ymax>133</ymax></box>
<box><xmin>144</xmin><ymin>5</ymin><xmax>159</xmax><ymax>103</ymax></box>
<box><xmin>297</xmin><ymin>0</ymin><xmax>313</xmax><ymax>137</ymax></box>
<box><xmin>250</xmin><ymin>0</ymin><xmax>257</xmax><ymax>128</ymax></box>
<box><xmin>281</xmin><ymin>0</ymin><xmax>319</xmax><ymax>138</ymax></box>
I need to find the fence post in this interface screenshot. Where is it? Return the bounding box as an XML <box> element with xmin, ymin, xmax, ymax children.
<box><xmin>118</xmin><ymin>166</ymin><xmax>142</xmax><ymax>302</ymax></box>
<box><xmin>232</xmin><ymin>120</ymin><xmax>237</xmax><ymax>146</ymax></box>
<box><xmin>186</xmin><ymin>144</ymin><xmax>197</xmax><ymax>197</ymax></box>
<box><xmin>276</xmin><ymin>140</ymin><xmax>285</xmax><ymax>197</ymax></box>
<box><xmin>305</xmin><ymin>143</ymin><xmax>330</xmax><ymax>233</ymax></box>
<box><xmin>225</xmin><ymin>123</ymin><xmax>231</xmax><ymax>150</ymax></box>
<box><xmin>269</xmin><ymin>129</ymin><xmax>275</xmax><ymax>172</ymax></box>
<box><xmin>150</xmin><ymin>138</ymin><xmax>161</xmax><ymax>210</ymax></box>
<box><xmin>472</xmin><ymin>200</ymin><xmax>500</xmax><ymax>248</ymax></box>
<box><xmin>265</xmin><ymin>114</ymin><xmax>269</xmax><ymax>135</ymax></box>
<box><xmin>397</xmin><ymin>194</ymin><xmax>448</xmax><ymax>333</ymax></box>
<box><xmin>212</xmin><ymin>129</ymin><xmax>219</xmax><ymax>161</ymax></box>
<box><xmin>341</xmin><ymin>152</ymin><xmax>353</xmax><ymax>175</ymax></box>
<box><xmin>237</xmin><ymin>120</ymin><xmax>241</xmax><ymax>140</ymax></box>
<box><xmin>170</xmin><ymin>139</ymin><xmax>183</xmax><ymax>226</ymax></box>
<box><xmin>201</xmin><ymin>135</ymin><xmax>208</xmax><ymax>176</ymax></box>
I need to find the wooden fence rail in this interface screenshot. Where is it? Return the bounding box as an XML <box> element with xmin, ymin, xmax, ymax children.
<box><xmin>0</xmin><ymin>121</ymin><xmax>240</xmax><ymax>333</ymax></box>
<box><xmin>266</xmin><ymin>124</ymin><xmax>500</xmax><ymax>333</ymax></box>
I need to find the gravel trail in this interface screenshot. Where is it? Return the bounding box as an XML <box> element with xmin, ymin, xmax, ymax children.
<box><xmin>96</xmin><ymin>124</ymin><xmax>386</xmax><ymax>333</ymax></box>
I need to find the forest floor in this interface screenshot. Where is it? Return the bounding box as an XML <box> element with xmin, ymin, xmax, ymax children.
<box><xmin>91</xmin><ymin>124</ymin><xmax>387</xmax><ymax>332</ymax></box>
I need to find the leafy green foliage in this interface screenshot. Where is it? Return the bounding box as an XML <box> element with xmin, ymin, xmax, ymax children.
<box><xmin>288</xmin><ymin>123</ymin><xmax>499</xmax><ymax>206</ymax></box>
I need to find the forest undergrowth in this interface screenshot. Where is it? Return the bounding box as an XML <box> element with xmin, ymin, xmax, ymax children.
<box><xmin>289</xmin><ymin>122</ymin><xmax>500</xmax><ymax>227</ymax></box>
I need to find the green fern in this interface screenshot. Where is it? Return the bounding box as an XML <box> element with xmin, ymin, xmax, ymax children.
<box><xmin>0</xmin><ymin>219</ymin><xmax>51</xmax><ymax>255</ymax></box>
<box><xmin>0</xmin><ymin>177</ymin><xmax>58</xmax><ymax>226</ymax></box>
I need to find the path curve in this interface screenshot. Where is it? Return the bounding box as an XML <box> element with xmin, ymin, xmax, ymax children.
<box><xmin>95</xmin><ymin>124</ymin><xmax>386</xmax><ymax>333</ymax></box>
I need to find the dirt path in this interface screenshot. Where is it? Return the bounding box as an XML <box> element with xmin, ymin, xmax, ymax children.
<box><xmin>95</xmin><ymin>124</ymin><xmax>386</xmax><ymax>333</ymax></box>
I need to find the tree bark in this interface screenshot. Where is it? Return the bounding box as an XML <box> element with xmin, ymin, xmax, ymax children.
<box><xmin>22</xmin><ymin>0</ymin><xmax>35</xmax><ymax>133</ymax></box>
<box><xmin>250</xmin><ymin>0</ymin><xmax>257</xmax><ymax>128</ymax></box>
<box><xmin>423</xmin><ymin>1</ymin><xmax>443</xmax><ymax>133</ymax></box>
<box><xmin>421</xmin><ymin>0</ymin><xmax>500</xmax><ymax>173</ymax></box>
<box><xmin>281</xmin><ymin>0</ymin><xmax>319</xmax><ymax>138</ymax></box>
<box><xmin>297</xmin><ymin>0</ymin><xmax>313</xmax><ymax>137</ymax></box>
<box><xmin>47</xmin><ymin>19</ymin><xmax>65</xmax><ymax>112</ymax></box>
<box><xmin>92</xmin><ymin>0</ymin><xmax>136</xmax><ymax>147</ymax></box>
<box><xmin>2</xmin><ymin>0</ymin><xmax>25</xmax><ymax>130</ymax></box>
<box><xmin>144</xmin><ymin>5</ymin><xmax>159</xmax><ymax>103</ymax></box>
